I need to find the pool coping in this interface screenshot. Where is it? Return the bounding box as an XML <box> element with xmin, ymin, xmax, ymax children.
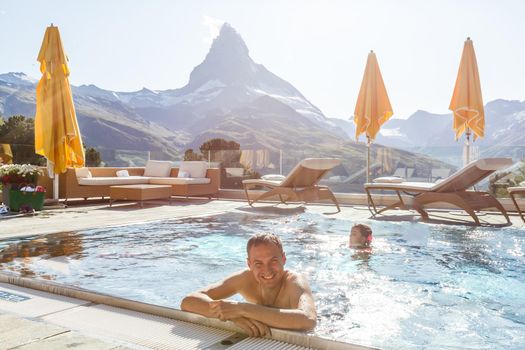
<box><xmin>0</xmin><ymin>271</ymin><xmax>377</xmax><ymax>350</ymax></box>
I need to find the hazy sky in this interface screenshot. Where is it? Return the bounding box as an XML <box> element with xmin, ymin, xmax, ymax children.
<box><xmin>1</xmin><ymin>0</ymin><xmax>524</xmax><ymax>119</ymax></box>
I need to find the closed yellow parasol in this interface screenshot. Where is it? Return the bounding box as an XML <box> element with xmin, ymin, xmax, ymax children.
<box><xmin>354</xmin><ymin>50</ymin><xmax>393</xmax><ymax>182</ymax></box>
<box><xmin>1</xmin><ymin>144</ymin><xmax>13</xmax><ymax>164</ymax></box>
<box><xmin>34</xmin><ymin>25</ymin><xmax>84</xmax><ymax>199</ymax></box>
<box><xmin>449</xmin><ymin>37</ymin><xmax>484</xmax><ymax>165</ymax></box>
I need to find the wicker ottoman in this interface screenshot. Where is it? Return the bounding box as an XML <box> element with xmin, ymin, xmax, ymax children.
<box><xmin>109</xmin><ymin>184</ymin><xmax>172</xmax><ymax>208</ymax></box>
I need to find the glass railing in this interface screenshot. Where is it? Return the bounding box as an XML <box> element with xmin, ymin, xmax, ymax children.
<box><xmin>207</xmin><ymin>149</ymin><xmax>282</xmax><ymax>189</ymax></box>
<box><xmin>215</xmin><ymin>145</ymin><xmax>525</xmax><ymax>198</ymax></box>
<box><xmin>2</xmin><ymin>142</ymin><xmax>524</xmax><ymax>198</ymax></box>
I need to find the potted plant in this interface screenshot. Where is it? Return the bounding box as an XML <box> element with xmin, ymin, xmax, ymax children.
<box><xmin>0</xmin><ymin>164</ymin><xmax>42</xmax><ymax>208</ymax></box>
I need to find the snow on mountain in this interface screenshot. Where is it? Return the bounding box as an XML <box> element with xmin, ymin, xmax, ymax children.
<box><xmin>0</xmin><ymin>72</ymin><xmax>37</xmax><ymax>87</ymax></box>
<box><xmin>166</xmin><ymin>23</ymin><xmax>330</xmax><ymax>126</ymax></box>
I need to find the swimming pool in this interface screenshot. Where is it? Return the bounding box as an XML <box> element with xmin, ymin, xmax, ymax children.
<box><xmin>0</xmin><ymin>211</ymin><xmax>523</xmax><ymax>349</ymax></box>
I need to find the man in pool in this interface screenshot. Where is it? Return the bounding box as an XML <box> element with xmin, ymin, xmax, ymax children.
<box><xmin>180</xmin><ymin>232</ymin><xmax>317</xmax><ymax>337</ymax></box>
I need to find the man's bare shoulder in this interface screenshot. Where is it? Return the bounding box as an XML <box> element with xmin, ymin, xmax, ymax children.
<box><xmin>201</xmin><ymin>268</ymin><xmax>252</xmax><ymax>290</ymax></box>
<box><xmin>283</xmin><ymin>270</ymin><xmax>311</xmax><ymax>290</ymax></box>
<box><xmin>236</xmin><ymin>268</ymin><xmax>254</xmax><ymax>282</ymax></box>
<box><xmin>277</xmin><ymin>270</ymin><xmax>315</xmax><ymax>311</ymax></box>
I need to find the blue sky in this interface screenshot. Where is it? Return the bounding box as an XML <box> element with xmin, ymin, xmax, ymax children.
<box><xmin>0</xmin><ymin>0</ymin><xmax>524</xmax><ymax>119</ymax></box>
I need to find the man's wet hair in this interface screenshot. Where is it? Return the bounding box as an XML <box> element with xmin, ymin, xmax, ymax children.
<box><xmin>247</xmin><ymin>232</ymin><xmax>283</xmax><ymax>256</ymax></box>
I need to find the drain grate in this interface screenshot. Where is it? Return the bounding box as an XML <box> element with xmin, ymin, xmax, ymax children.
<box><xmin>205</xmin><ymin>333</ymin><xmax>248</xmax><ymax>349</ymax></box>
<box><xmin>0</xmin><ymin>290</ymin><xmax>30</xmax><ymax>302</ymax></box>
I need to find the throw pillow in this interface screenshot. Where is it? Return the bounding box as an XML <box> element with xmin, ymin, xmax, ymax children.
<box><xmin>116</xmin><ymin>170</ymin><xmax>130</xmax><ymax>177</ymax></box>
<box><xmin>177</xmin><ymin>171</ymin><xmax>190</xmax><ymax>178</ymax></box>
<box><xmin>143</xmin><ymin>160</ymin><xmax>172</xmax><ymax>177</ymax></box>
<box><xmin>179</xmin><ymin>161</ymin><xmax>208</xmax><ymax>178</ymax></box>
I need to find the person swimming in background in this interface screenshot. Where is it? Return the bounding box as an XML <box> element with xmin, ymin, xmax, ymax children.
<box><xmin>349</xmin><ymin>224</ymin><xmax>373</xmax><ymax>248</ymax></box>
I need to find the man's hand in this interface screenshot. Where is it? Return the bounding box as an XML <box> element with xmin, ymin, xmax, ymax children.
<box><xmin>209</xmin><ymin>300</ymin><xmax>244</xmax><ymax>320</ymax></box>
<box><xmin>231</xmin><ymin>317</ymin><xmax>271</xmax><ymax>337</ymax></box>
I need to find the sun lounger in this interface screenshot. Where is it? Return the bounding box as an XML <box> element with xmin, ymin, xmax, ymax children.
<box><xmin>365</xmin><ymin>158</ymin><xmax>513</xmax><ymax>225</ymax></box>
<box><xmin>243</xmin><ymin>158</ymin><xmax>341</xmax><ymax>212</ymax></box>
<box><xmin>507</xmin><ymin>186</ymin><xmax>525</xmax><ymax>222</ymax></box>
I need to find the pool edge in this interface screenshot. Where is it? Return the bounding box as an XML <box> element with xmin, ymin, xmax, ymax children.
<box><xmin>0</xmin><ymin>271</ymin><xmax>377</xmax><ymax>350</ymax></box>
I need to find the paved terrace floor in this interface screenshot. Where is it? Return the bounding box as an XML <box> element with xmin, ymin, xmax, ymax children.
<box><xmin>0</xmin><ymin>198</ymin><xmax>523</xmax><ymax>349</ymax></box>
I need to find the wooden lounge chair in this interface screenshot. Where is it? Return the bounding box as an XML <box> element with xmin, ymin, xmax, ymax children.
<box><xmin>508</xmin><ymin>186</ymin><xmax>525</xmax><ymax>223</ymax></box>
<box><xmin>365</xmin><ymin>158</ymin><xmax>513</xmax><ymax>225</ymax></box>
<box><xmin>243</xmin><ymin>158</ymin><xmax>341</xmax><ymax>212</ymax></box>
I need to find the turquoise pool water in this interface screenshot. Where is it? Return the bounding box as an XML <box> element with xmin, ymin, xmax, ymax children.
<box><xmin>0</xmin><ymin>211</ymin><xmax>524</xmax><ymax>349</ymax></box>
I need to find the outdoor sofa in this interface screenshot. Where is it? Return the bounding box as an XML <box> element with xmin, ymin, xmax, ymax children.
<box><xmin>53</xmin><ymin>160</ymin><xmax>219</xmax><ymax>203</ymax></box>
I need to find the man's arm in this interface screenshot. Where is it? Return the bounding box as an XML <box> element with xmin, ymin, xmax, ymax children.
<box><xmin>210</xmin><ymin>273</ymin><xmax>317</xmax><ymax>331</ymax></box>
<box><xmin>180</xmin><ymin>270</ymin><xmax>246</xmax><ymax>317</ymax></box>
<box><xmin>181</xmin><ymin>270</ymin><xmax>271</xmax><ymax>337</ymax></box>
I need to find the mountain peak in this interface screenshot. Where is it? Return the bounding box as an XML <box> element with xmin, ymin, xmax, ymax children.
<box><xmin>185</xmin><ymin>23</ymin><xmax>256</xmax><ymax>90</ymax></box>
<box><xmin>0</xmin><ymin>72</ymin><xmax>37</xmax><ymax>86</ymax></box>
<box><xmin>139</xmin><ymin>87</ymin><xmax>157</xmax><ymax>94</ymax></box>
<box><xmin>209</xmin><ymin>23</ymin><xmax>249</xmax><ymax>58</ymax></box>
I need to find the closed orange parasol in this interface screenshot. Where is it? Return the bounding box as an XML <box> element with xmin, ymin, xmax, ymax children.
<box><xmin>449</xmin><ymin>37</ymin><xmax>484</xmax><ymax>165</ymax></box>
<box><xmin>354</xmin><ymin>50</ymin><xmax>393</xmax><ymax>182</ymax></box>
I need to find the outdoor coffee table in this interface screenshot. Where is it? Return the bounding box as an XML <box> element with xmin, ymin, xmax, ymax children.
<box><xmin>109</xmin><ymin>184</ymin><xmax>172</xmax><ymax>208</ymax></box>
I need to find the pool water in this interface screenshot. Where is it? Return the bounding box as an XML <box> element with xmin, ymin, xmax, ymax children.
<box><xmin>0</xmin><ymin>211</ymin><xmax>524</xmax><ymax>349</ymax></box>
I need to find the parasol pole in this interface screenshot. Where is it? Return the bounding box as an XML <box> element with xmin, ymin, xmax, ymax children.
<box><xmin>465</xmin><ymin>127</ymin><xmax>471</xmax><ymax>165</ymax></box>
<box><xmin>366</xmin><ymin>135</ymin><xmax>371</xmax><ymax>183</ymax></box>
<box><xmin>46</xmin><ymin>159</ymin><xmax>59</xmax><ymax>202</ymax></box>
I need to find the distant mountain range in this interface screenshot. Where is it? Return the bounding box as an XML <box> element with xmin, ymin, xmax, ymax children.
<box><xmin>1</xmin><ymin>23</ymin><xmax>523</xmax><ymax>177</ymax></box>
<box><xmin>333</xmin><ymin>100</ymin><xmax>525</xmax><ymax>149</ymax></box>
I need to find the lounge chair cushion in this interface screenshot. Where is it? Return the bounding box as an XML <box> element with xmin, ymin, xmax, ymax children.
<box><xmin>75</xmin><ymin>167</ymin><xmax>92</xmax><ymax>178</ymax></box>
<box><xmin>149</xmin><ymin>177</ymin><xmax>211</xmax><ymax>185</ymax></box>
<box><xmin>372</xmin><ymin>176</ymin><xmax>404</xmax><ymax>183</ymax></box>
<box><xmin>365</xmin><ymin>182</ymin><xmax>436</xmax><ymax>191</ymax></box>
<box><xmin>179</xmin><ymin>161</ymin><xmax>208</xmax><ymax>178</ymax></box>
<box><xmin>116</xmin><ymin>170</ymin><xmax>129</xmax><ymax>177</ymax></box>
<box><xmin>78</xmin><ymin>176</ymin><xmax>150</xmax><ymax>186</ymax></box>
<box><xmin>143</xmin><ymin>160</ymin><xmax>173</xmax><ymax>177</ymax></box>
<box><xmin>261</xmin><ymin>174</ymin><xmax>286</xmax><ymax>182</ymax></box>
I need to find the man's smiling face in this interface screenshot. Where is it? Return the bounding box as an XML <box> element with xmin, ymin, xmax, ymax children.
<box><xmin>247</xmin><ymin>242</ymin><xmax>286</xmax><ymax>289</ymax></box>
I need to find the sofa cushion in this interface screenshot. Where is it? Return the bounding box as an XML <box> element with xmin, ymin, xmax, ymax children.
<box><xmin>78</xmin><ymin>176</ymin><xmax>151</xmax><ymax>186</ymax></box>
<box><xmin>143</xmin><ymin>160</ymin><xmax>173</xmax><ymax>177</ymax></box>
<box><xmin>179</xmin><ymin>161</ymin><xmax>208</xmax><ymax>178</ymax></box>
<box><xmin>116</xmin><ymin>170</ymin><xmax>130</xmax><ymax>177</ymax></box>
<box><xmin>75</xmin><ymin>167</ymin><xmax>92</xmax><ymax>178</ymax></box>
<box><xmin>149</xmin><ymin>177</ymin><xmax>211</xmax><ymax>185</ymax></box>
